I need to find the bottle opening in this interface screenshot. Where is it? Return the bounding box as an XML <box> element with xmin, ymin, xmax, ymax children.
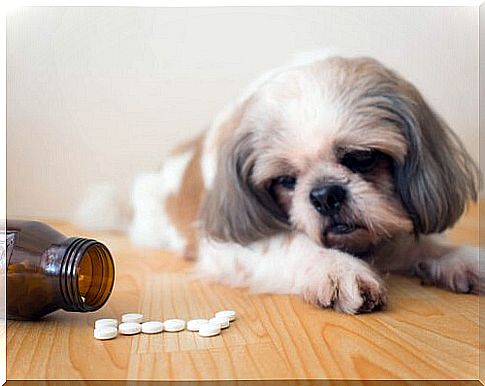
<box><xmin>78</xmin><ymin>243</ymin><xmax>115</xmax><ymax>309</ymax></box>
<box><xmin>60</xmin><ymin>238</ymin><xmax>115</xmax><ymax>312</ymax></box>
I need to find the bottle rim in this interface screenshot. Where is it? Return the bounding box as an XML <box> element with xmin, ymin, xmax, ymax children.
<box><xmin>59</xmin><ymin>238</ymin><xmax>115</xmax><ymax>312</ymax></box>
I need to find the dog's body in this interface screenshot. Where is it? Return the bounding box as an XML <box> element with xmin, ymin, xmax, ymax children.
<box><xmin>132</xmin><ymin>54</ymin><xmax>480</xmax><ymax>314</ymax></box>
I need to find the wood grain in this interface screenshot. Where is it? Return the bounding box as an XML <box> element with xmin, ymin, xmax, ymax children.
<box><xmin>6</xmin><ymin>203</ymin><xmax>480</xmax><ymax>380</ymax></box>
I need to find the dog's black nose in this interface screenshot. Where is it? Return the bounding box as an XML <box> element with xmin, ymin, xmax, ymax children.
<box><xmin>309</xmin><ymin>185</ymin><xmax>347</xmax><ymax>215</ymax></box>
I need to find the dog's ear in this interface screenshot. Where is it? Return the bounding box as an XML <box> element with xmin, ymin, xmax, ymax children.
<box><xmin>200</xmin><ymin>128</ymin><xmax>290</xmax><ymax>245</ymax></box>
<box><xmin>391</xmin><ymin>80</ymin><xmax>479</xmax><ymax>234</ymax></box>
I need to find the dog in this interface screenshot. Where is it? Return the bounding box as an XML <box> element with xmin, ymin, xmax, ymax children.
<box><xmin>130</xmin><ymin>54</ymin><xmax>480</xmax><ymax>314</ymax></box>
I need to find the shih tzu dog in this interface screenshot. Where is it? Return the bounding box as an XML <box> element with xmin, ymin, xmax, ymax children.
<box><xmin>130</xmin><ymin>53</ymin><xmax>480</xmax><ymax>314</ymax></box>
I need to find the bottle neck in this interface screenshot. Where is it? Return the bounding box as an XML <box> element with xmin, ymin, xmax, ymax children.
<box><xmin>59</xmin><ymin>237</ymin><xmax>115</xmax><ymax>312</ymax></box>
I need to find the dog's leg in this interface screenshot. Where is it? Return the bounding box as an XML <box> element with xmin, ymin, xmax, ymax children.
<box><xmin>196</xmin><ymin>233</ymin><xmax>387</xmax><ymax>314</ymax></box>
<box><xmin>376</xmin><ymin>235</ymin><xmax>481</xmax><ymax>294</ymax></box>
<box><xmin>412</xmin><ymin>243</ymin><xmax>481</xmax><ymax>294</ymax></box>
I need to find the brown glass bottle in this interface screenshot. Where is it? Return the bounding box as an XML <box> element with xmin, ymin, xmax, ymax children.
<box><xmin>6</xmin><ymin>220</ymin><xmax>115</xmax><ymax>320</ymax></box>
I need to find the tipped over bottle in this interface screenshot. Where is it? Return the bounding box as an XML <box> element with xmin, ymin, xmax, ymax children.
<box><xmin>6</xmin><ymin>220</ymin><xmax>115</xmax><ymax>320</ymax></box>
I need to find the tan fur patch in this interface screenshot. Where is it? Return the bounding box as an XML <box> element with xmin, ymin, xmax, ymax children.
<box><xmin>165</xmin><ymin>134</ymin><xmax>206</xmax><ymax>259</ymax></box>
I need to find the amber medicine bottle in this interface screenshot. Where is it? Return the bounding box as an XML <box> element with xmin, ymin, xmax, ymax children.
<box><xmin>6</xmin><ymin>220</ymin><xmax>115</xmax><ymax>320</ymax></box>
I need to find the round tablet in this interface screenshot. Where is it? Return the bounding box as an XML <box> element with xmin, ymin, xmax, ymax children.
<box><xmin>119</xmin><ymin>322</ymin><xmax>142</xmax><ymax>335</ymax></box>
<box><xmin>121</xmin><ymin>313</ymin><xmax>144</xmax><ymax>323</ymax></box>
<box><xmin>198</xmin><ymin>323</ymin><xmax>221</xmax><ymax>337</ymax></box>
<box><xmin>215</xmin><ymin>310</ymin><xmax>236</xmax><ymax>321</ymax></box>
<box><xmin>94</xmin><ymin>326</ymin><xmax>118</xmax><ymax>340</ymax></box>
<box><xmin>209</xmin><ymin>316</ymin><xmax>230</xmax><ymax>329</ymax></box>
<box><xmin>141</xmin><ymin>321</ymin><xmax>164</xmax><ymax>334</ymax></box>
<box><xmin>163</xmin><ymin>319</ymin><xmax>186</xmax><ymax>332</ymax></box>
<box><xmin>187</xmin><ymin>319</ymin><xmax>209</xmax><ymax>332</ymax></box>
<box><xmin>95</xmin><ymin>318</ymin><xmax>118</xmax><ymax>329</ymax></box>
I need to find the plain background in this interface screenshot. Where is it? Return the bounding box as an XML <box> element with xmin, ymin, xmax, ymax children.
<box><xmin>7</xmin><ymin>6</ymin><xmax>479</xmax><ymax>220</ymax></box>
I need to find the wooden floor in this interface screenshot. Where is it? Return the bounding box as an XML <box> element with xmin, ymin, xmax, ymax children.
<box><xmin>6</xmin><ymin>202</ymin><xmax>481</xmax><ymax>381</ymax></box>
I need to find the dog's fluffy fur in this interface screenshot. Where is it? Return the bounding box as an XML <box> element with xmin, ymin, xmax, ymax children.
<box><xmin>133</xmin><ymin>54</ymin><xmax>480</xmax><ymax>314</ymax></box>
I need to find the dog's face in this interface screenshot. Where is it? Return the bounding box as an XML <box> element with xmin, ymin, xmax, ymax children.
<box><xmin>202</xmin><ymin>56</ymin><xmax>478</xmax><ymax>256</ymax></box>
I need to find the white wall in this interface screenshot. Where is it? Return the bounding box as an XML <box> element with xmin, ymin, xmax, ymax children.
<box><xmin>7</xmin><ymin>6</ymin><xmax>479</xmax><ymax>220</ymax></box>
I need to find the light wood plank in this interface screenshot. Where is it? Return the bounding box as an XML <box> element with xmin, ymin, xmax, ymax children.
<box><xmin>6</xmin><ymin>202</ymin><xmax>480</xmax><ymax>380</ymax></box>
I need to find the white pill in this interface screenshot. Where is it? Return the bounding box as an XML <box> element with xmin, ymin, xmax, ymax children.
<box><xmin>121</xmin><ymin>313</ymin><xmax>144</xmax><ymax>323</ymax></box>
<box><xmin>187</xmin><ymin>319</ymin><xmax>209</xmax><ymax>332</ymax></box>
<box><xmin>215</xmin><ymin>310</ymin><xmax>236</xmax><ymax>321</ymax></box>
<box><xmin>119</xmin><ymin>322</ymin><xmax>142</xmax><ymax>335</ymax></box>
<box><xmin>163</xmin><ymin>319</ymin><xmax>186</xmax><ymax>332</ymax></box>
<box><xmin>209</xmin><ymin>316</ymin><xmax>230</xmax><ymax>329</ymax></box>
<box><xmin>95</xmin><ymin>318</ymin><xmax>118</xmax><ymax>329</ymax></box>
<box><xmin>198</xmin><ymin>323</ymin><xmax>221</xmax><ymax>337</ymax></box>
<box><xmin>94</xmin><ymin>326</ymin><xmax>118</xmax><ymax>340</ymax></box>
<box><xmin>141</xmin><ymin>321</ymin><xmax>164</xmax><ymax>334</ymax></box>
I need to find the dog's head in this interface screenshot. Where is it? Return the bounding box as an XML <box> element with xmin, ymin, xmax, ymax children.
<box><xmin>201</xmin><ymin>56</ymin><xmax>478</xmax><ymax>256</ymax></box>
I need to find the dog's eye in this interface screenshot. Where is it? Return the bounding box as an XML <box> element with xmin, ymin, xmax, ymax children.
<box><xmin>274</xmin><ymin>175</ymin><xmax>297</xmax><ymax>190</ymax></box>
<box><xmin>341</xmin><ymin>150</ymin><xmax>379</xmax><ymax>173</ymax></box>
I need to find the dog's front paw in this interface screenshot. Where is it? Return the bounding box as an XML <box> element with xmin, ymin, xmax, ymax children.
<box><xmin>414</xmin><ymin>246</ymin><xmax>480</xmax><ymax>294</ymax></box>
<box><xmin>302</xmin><ymin>259</ymin><xmax>387</xmax><ymax>314</ymax></box>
